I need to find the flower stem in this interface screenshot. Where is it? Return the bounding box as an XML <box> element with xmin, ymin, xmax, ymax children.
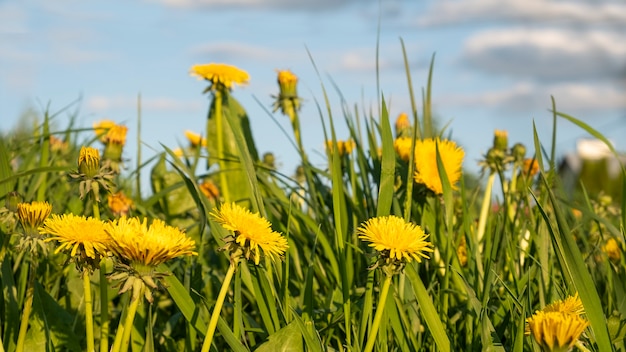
<box><xmin>213</xmin><ymin>89</ymin><xmax>231</xmax><ymax>203</ymax></box>
<box><xmin>15</xmin><ymin>260</ymin><xmax>37</xmax><ymax>352</ymax></box>
<box><xmin>90</xmin><ymin>195</ymin><xmax>109</xmax><ymax>352</ymax></box>
<box><xmin>119</xmin><ymin>286</ymin><xmax>144</xmax><ymax>352</ymax></box>
<box><xmin>476</xmin><ymin>172</ymin><xmax>495</xmax><ymax>244</ymax></box>
<box><xmin>83</xmin><ymin>271</ymin><xmax>96</xmax><ymax>352</ymax></box>
<box><xmin>200</xmin><ymin>260</ymin><xmax>237</xmax><ymax>352</ymax></box>
<box><xmin>99</xmin><ymin>260</ymin><xmax>109</xmax><ymax>352</ymax></box>
<box><xmin>363</xmin><ymin>274</ymin><xmax>393</xmax><ymax>352</ymax></box>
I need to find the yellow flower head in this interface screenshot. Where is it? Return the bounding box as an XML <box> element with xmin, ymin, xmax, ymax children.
<box><xmin>199</xmin><ymin>180</ymin><xmax>220</xmax><ymax>201</ymax></box>
<box><xmin>457</xmin><ymin>235</ymin><xmax>468</xmax><ymax>267</ymax></box>
<box><xmin>394</xmin><ymin>137</ymin><xmax>412</xmax><ymax>162</ymax></box>
<box><xmin>105</xmin><ymin>217</ymin><xmax>197</xmax><ymax>267</ymax></box>
<box><xmin>413</xmin><ymin>138</ymin><xmax>465</xmax><ymax>194</ymax></box>
<box><xmin>41</xmin><ymin>214</ymin><xmax>110</xmax><ymax>261</ymax></box>
<box><xmin>603</xmin><ymin>238</ymin><xmax>621</xmax><ymax>262</ymax></box>
<box><xmin>543</xmin><ymin>293</ymin><xmax>585</xmax><ymax>317</ymax></box>
<box><xmin>102</xmin><ymin>124</ymin><xmax>128</xmax><ymax>146</ymax></box>
<box><xmin>395</xmin><ymin>113</ymin><xmax>411</xmax><ymax>137</ymax></box>
<box><xmin>108</xmin><ymin>191</ymin><xmax>134</xmax><ymax>217</ymax></box>
<box><xmin>49</xmin><ymin>135</ymin><xmax>69</xmax><ymax>153</ymax></box>
<box><xmin>523</xmin><ymin>158</ymin><xmax>540</xmax><ymax>177</ymax></box>
<box><xmin>277</xmin><ymin>69</ymin><xmax>298</xmax><ymax>89</ymax></box>
<box><xmin>211</xmin><ymin>202</ymin><xmax>288</xmax><ymax>265</ymax></box>
<box><xmin>326</xmin><ymin>139</ymin><xmax>355</xmax><ymax>157</ymax></box>
<box><xmin>17</xmin><ymin>201</ymin><xmax>52</xmax><ymax>235</ymax></box>
<box><xmin>526</xmin><ymin>311</ymin><xmax>589</xmax><ymax>351</ymax></box>
<box><xmin>184</xmin><ymin>130</ymin><xmax>207</xmax><ymax>148</ymax></box>
<box><xmin>78</xmin><ymin>146</ymin><xmax>101</xmax><ymax>177</ymax></box>
<box><xmin>190</xmin><ymin>63</ymin><xmax>250</xmax><ymax>91</ymax></box>
<box><xmin>357</xmin><ymin>215</ymin><xmax>434</xmax><ymax>264</ymax></box>
<box><xmin>94</xmin><ymin>120</ymin><xmax>116</xmax><ymax>141</ymax></box>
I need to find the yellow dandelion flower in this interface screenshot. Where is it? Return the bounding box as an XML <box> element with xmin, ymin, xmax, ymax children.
<box><xmin>94</xmin><ymin>120</ymin><xmax>116</xmax><ymax>141</ymax></box>
<box><xmin>78</xmin><ymin>146</ymin><xmax>101</xmax><ymax>177</ymax></box>
<box><xmin>102</xmin><ymin>124</ymin><xmax>128</xmax><ymax>146</ymax></box>
<box><xmin>394</xmin><ymin>137</ymin><xmax>412</xmax><ymax>162</ymax></box>
<box><xmin>326</xmin><ymin>139</ymin><xmax>355</xmax><ymax>157</ymax></box>
<box><xmin>603</xmin><ymin>238</ymin><xmax>621</xmax><ymax>262</ymax></box>
<box><xmin>199</xmin><ymin>180</ymin><xmax>220</xmax><ymax>201</ymax></box>
<box><xmin>184</xmin><ymin>130</ymin><xmax>207</xmax><ymax>148</ymax></box>
<box><xmin>457</xmin><ymin>235</ymin><xmax>468</xmax><ymax>267</ymax></box>
<box><xmin>17</xmin><ymin>201</ymin><xmax>52</xmax><ymax>235</ymax></box>
<box><xmin>211</xmin><ymin>202</ymin><xmax>288</xmax><ymax>265</ymax></box>
<box><xmin>277</xmin><ymin>69</ymin><xmax>298</xmax><ymax>88</ymax></box>
<box><xmin>526</xmin><ymin>311</ymin><xmax>589</xmax><ymax>352</ymax></box>
<box><xmin>544</xmin><ymin>293</ymin><xmax>585</xmax><ymax>317</ymax></box>
<box><xmin>357</xmin><ymin>215</ymin><xmax>433</xmax><ymax>263</ymax></box>
<box><xmin>395</xmin><ymin>113</ymin><xmax>410</xmax><ymax>137</ymax></box>
<box><xmin>108</xmin><ymin>191</ymin><xmax>134</xmax><ymax>217</ymax></box>
<box><xmin>105</xmin><ymin>217</ymin><xmax>197</xmax><ymax>267</ymax></box>
<box><xmin>41</xmin><ymin>214</ymin><xmax>110</xmax><ymax>260</ymax></box>
<box><xmin>172</xmin><ymin>148</ymin><xmax>184</xmax><ymax>157</ymax></box>
<box><xmin>49</xmin><ymin>135</ymin><xmax>69</xmax><ymax>153</ymax></box>
<box><xmin>190</xmin><ymin>63</ymin><xmax>250</xmax><ymax>90</ymax></box>
<box><xmin>413</xmin><ymin>138</ymin><xmax>464</xmax><ymax>194</ymax></box>
<box><xmin>523</xmin><ymin>158</ymin><xmax>540</xmax><ymax>177</ymax></box>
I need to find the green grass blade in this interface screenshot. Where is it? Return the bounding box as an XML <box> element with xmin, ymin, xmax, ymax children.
<box><xmin>405</xmin><ymin>264</ymin><xmax>450</xmax><ymax>352</ymax></box>
<box><xmin>376</xmin><ymin>97</ymin><xmax>395</xmax><ymax>217</ymax></box>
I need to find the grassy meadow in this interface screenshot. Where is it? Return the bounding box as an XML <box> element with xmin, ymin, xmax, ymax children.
<box><xmin>0</xmin><ymin>53</ymin><xmax>625</xmax><ymax>352</ymax></box>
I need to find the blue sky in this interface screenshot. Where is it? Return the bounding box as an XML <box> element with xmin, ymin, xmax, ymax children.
<box><xmin>1</xmin><ymin>0</ymin><xmax>625</xmax><ymax>183</ymax></box>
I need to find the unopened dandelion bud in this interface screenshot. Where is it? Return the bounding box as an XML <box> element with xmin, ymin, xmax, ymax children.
<box><xmin>511</xmin><ymin>143</ymin><xmax>526</xmax><ymax>162</ymax></box>
<box><xmin>263</xmin><ymin>152</ymin><xmax>276</xmax><ymax>169</ymax></box>
<box><xmin>274</xmin><ymin>70</ymin><xmax>301</xmax><ymax>115</ymax></box>
<box><xmin>493</xmin><ymin>130</ymin><xmax>508</xmax><ymax>152</ymax></box>
<box><xmin>79</xmin><ymin>146</ymin><xmax>101</xmax><ymax>178</ymax></box>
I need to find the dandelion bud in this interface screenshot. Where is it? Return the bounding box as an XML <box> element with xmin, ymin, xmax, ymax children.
<box><xmin>274</xmin><ymin>70</ymin><xmax>301</xmax><ymax>116</ymax></box>
<box><xmin>102</xmin><ymin>125</ymin><xmax>128</xmax><ymax>163</ymax></box>
<box><xmin>493</xmin><ymin>130</ymin><xmax>508</xmax><ymax>152</ymax></box>
<box><xmin>263</xmin><ymin>152</ymin><xmax>276</xmax><ymax>169</ymax></box>
<box><xmin>511</xmin><ymin>143</ymin><xmax>526</xmax><ymax>162</ymax></box>
<box><xmin>79</xmin><ymin>146</ymin><xmax>101</xmax><ymax>178</ymax></box>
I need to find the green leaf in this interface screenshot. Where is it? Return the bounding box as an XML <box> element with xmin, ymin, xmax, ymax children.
<box><xmin>254</xmin><ymin>322</ymin><xmax>303</xmax><ymax>352</ymax></box>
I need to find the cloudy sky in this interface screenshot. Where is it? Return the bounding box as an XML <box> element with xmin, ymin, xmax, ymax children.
<box><xmin>1</xmin><ymin>0</ymin><xmax>625</xmax><ymax>181</ymax></box>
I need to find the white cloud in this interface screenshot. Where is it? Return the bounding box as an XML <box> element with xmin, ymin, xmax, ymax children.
<box><xmin>419</xmin><ymin>0</ymin><xmax>626</xmax><ymax>26</ymax></box>
<box><xmin>443</xmin><ymin>82</ymin><xmax>626</xmax><ymax>111</ymax></box>
<box><xmin>86</xmin><ymin>96</ymin><xmax>203</xmax><ymax>112</ymax></box>
<box><xmin>462</xmin><ymin>28</ymin><xmax>626</xmax><ymax>81</ymax></box>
